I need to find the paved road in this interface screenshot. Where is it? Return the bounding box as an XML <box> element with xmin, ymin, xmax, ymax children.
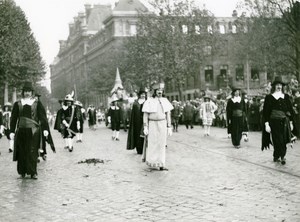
<box><xmin>0</xmin><ymin>123</ymin><xmax>299</xmax><ymax>222</ymax></box>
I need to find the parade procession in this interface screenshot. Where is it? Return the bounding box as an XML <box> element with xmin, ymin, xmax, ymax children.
<box><xmin>1</xmin><ymin>0</ymin><xmax>300</xmax><ymax>221</ymax></box>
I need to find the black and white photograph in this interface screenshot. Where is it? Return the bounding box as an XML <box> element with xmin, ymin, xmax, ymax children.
<box><xmin>0</xmin><ymin>0</ymin><xmax>300</xmax><ymax>221</ymax></box>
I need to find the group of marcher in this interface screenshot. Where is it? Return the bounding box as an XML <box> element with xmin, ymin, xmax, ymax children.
<box><xmin>125</xmin><ymin>76</ymin><xmax>299</xmax><ymax>168</ymax></box>
<box><xmin>0</xmin><ymin>76</ymin><xmax>299</xmax><ymax>179</ymax></box>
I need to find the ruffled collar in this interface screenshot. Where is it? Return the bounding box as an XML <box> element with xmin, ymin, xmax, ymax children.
<box><xmin>231</xmin><ymin>96</ymin><xmax>241</xmax><ymax>103</ymax></box>
<box><xmin>272</xmin><ymin>91</ymin><xmax>284</xmax><ymax>100</ymax></box>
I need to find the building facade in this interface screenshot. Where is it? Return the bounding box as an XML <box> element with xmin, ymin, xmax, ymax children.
<box><xmin>51</xmin><ymin>1</ymin><xmax>275</xmax><ymax>107</ymax></box>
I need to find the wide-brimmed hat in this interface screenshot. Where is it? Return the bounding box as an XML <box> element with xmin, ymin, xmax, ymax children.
<box><xmin>3</xmin><ymin>102</ymin><xmax>12</xmax><ymax>108</ymax></box>
<box><xmin>22</xmin><ymin>81</ymin><xmax>34</xmax><ymax>91</ymax></box>
<box><xmin>74</xmin><ymin>100</ymin><xmax>83</xmax><ymax>107</ymax></box>
<box><xmin>271</xmin><ymin>76</ymin><xmax>286</xmax><ymax>86</ymax></box>
<box><xmin>64</xmin><ymin>94</ymin><xmax>74</xmax><ymax>102</ymax></box>
<box><xmin>64</xmin><ymin>91</ymin><xmax>74</xmax><ymax>102</ymax></box>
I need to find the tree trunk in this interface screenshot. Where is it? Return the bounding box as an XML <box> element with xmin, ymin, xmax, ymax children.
<box><xmin>4</xmin><ymin>82</ymin><xmax>8</xmax><ymax>104</ymax></box>
<box><xmin>12</xmin><ymin>87</ymin><xmax>17</xmax><ymax>103</ymax></box>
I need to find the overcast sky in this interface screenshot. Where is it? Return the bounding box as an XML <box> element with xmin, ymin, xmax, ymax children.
<box><xmin>14</xmin><ymin>0</ymin><xmax>240</xmax><ymax>91</ymax></box>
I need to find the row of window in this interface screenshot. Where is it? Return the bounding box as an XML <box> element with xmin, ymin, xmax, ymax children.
<box><xmin>204</xmin><ymin>65</ymin><xmax>259</xmax><ymax>82</ymax></box>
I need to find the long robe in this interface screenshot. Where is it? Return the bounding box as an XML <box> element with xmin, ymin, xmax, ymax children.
<box><xmin>142</xmin><ymin>97</ymin><xmax>173</xmax><ymax>168</ymax></box>
<box><xmin>261</xmin><ymin>94</ymin><xmax>295</xmax><ymax>159</ymax></box>
<box><xmin>226</xmin><ymin>97</ymin><xmax>246</xmax><ymax>146</ymax></box>
<box><xmin>126</xmin><ymin>100</ymin><xmax>145</xmax><ymax>154</ymax></box>
<box><xmin>10</xmin><ymin>99</ymin><xmax>49</xmax><ymax>176</ymax></box>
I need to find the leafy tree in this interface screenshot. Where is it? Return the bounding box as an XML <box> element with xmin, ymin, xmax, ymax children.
<box><xmin>236</xmin><ymin>0</ymin><xmax>300</xmax><ymax>81</ymax></box>
<box><xmin>125</xmin><ymin>0</ymin><xmax>216</xmax><ymax>100</ymax></box>
<box><xmin>0</xmin><ymin>0</ymin><xmax>45</xmax><ymax>89</ymax></box>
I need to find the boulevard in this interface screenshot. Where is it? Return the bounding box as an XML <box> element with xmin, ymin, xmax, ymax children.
<box><xmin>0</xmin><ymin>123</ymin><xmax>299</xmax><ymax>222</ymax></box>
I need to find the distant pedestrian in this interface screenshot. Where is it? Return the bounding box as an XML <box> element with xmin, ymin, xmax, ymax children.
<box><xmin>142</xmin><ymin>82</ymin><xmax>173</xmax><ymax>170</ymax></box>
<box><xmin>262</xmin><ymin>76</ymin><xmax>296</xmax><ymax>165</ymax></box>
<box><xmin>292</xmin><ymin>88</ymin><xmax>300</xmax><ymax>138</ymax></box>
<box><xmin>182</xmin><ymin>101</ymin><xmax>194</xmax><ymax>129</ymax></box>
<box><xmin>61</xmin><ymin>92</ymin><xmax>81</xmax><ymax>152</ymax></box>
<box><xmin>88</xmin><ymin>105</ymin><xmax>97</xmax><ymax>130</ymax></box>
<box><xmin>127</xmin><ymin>87</ymin><xmax>147</xmax><ymax>154</ymax></box>
<box><xmin>200</xmin><ymin>95</ymin><xmax>217</xmax><ymax>136</ymax></box>
<box><xmin>1</xmin><ymin>102</ymin><xmax>14</xmax><ymax>153</ymax></box>
<box><xmin>226</xmin><ymin>86</ymin><xmax>246</xmax><ymax>148</ymax></box>
<box><xmin>10</xmin><ymin>81</ymin><xmax>55</xmax><ymax>179</ymax></box>
<box><xmin>171</xmin><ymin>100</ymin><xmax>181</xmax><ymax>132</ymax></box>
<box><xmin>107</xmin><ymin>96</ymin><xmax>122</xmax><ymax>141</ymax></box>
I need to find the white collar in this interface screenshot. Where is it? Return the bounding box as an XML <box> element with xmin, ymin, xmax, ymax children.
<box><xmin>111</xmin><ymin>106</ymin><xmax>119</xmax><ymax>110</ymax></box>
<box><xmin>21</xmin><ymin>98</ymin><xmax>35</xmax><ymax>106</ymax></box>
<box><xmin>272</xmin><ymin>91</ymin><xmax>284</xmax><ymax>100</ymax></box>
<box><xmin>231</xmin><ymin>96</ymin><xmax>241</xmax><ymax>103</ymax></box>
<box><xmin>138</xmin><ymin>98</ymin><xmax>145</xmax><ymax>104</ymax></box>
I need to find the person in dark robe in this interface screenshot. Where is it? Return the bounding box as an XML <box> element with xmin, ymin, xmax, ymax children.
<box><xmin>54</xmin><ymin>99</ymin><xmax>64</xmax><ymax>135</ymax></box>
<box><xmin>88</xmin><ymin>105</ymin><xmax>97</xmax><ymax>130</ymax></box>
<box><xmin>107</xmin><ymin>96</ymin><xmax>122</xmax><ymax>141</ymax></box>
<box><xmin>248</xmin><ymin>97</ymin><xmax>261</xmax><ymax>131</ymax></box>
<box><xmin>262</xmin><ymin>76</ymin><xmax>296</xmax><ymax>165</ymax></box>
<box><xmin>61</xmin><ymin>92</ymin><xmax>81</xmax><ymax>152</ymax></box>
<box><xmin>1</xmin><ymin>102</ymin><xmax>13</xmax><ymax>153</ymax></box>
<box><xmin>292</xmin><ymin>88</ymin><xmax>300</xmax><ymax>139</ymax></box>
<box><xmin>10</xmin><ymin>81</ymin><xmax>54</xmax><ymax>179</ymax></box>
<box><xmin>126</xmin><ymin>88</ymin><xmax>147</xmax><ymax>154</ymax></box>
<box><xmin>226</xmin><ymin>86</ymin><xmax>246</xmax><ymax>149</ymax></box>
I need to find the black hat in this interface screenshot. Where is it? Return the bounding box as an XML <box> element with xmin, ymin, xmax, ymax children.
<box><xmin>22</xmin><ymin>81</ymin><xmax>34</xmax><ymax>91</ymax></box>
<box><xmin>138</xmin><ymin>85</ymin><xmax>147</xmax><ymax>95</ymax></box>
<box><xmin>271</xmin><ymin>76</ymin><xmax>286</xmax><ymax>86</ymax></box>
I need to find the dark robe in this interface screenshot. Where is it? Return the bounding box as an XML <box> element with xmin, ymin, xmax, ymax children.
<box><xmin>10</xmin><ymin>99</ymin><xmax>49</xmax><ymax>176</ymax></box>
<box><xmin>126</xmin><ymin>100</ymin><xmax>145</xmax><ymax>154</ymax></box>
<box><xmin>226</xmin><ymin>98</ymin><xmax>246</xmax><ymax>146</ymax></box>
<box><xmin>108</xmin><ymin>106</ymin><xmax>121</xmax><ymax>131</ymax></box>
<box><xmin>261</xmin><ymin>94</ymin><xmax>295</xmax><ymax>159</ymax></box>
<box><xmin>293</xmin><ymin>97</ymin><xmax>300</xmax><ymax>138</ymax></box>
<box><xmin>88</xmin><ymin>108</ymin><xmax>96</xmax><ymax>127</ymax></box>
<box><xmin>54</xmin><ymin>108</ymin><xmax>63</xmax><ymax>132</ymax></box>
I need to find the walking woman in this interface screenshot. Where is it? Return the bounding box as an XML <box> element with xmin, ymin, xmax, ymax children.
<box><xmin>262</xmin><ymin>76</ymin><xmax>296</xmax><ymax>165</ymax></box>
<box><xmin>10</xmin><ymin>82</ymin><xmax>53</xmax><ymax>179</ymax></box>
<box><xmin>126</xmin><ymin>87</ymin><xmax>147</xmax><ymax>154</ymax></box>
<box><xmin>226</xmin><ymin>86</ymin><xmax>246</xmax><ymax>148</ymax></box>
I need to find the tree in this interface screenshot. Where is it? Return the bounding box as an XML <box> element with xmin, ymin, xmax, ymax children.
<box><xmin>236</xmin><ymin>0</ymin><xmax>300</xmax><ymax>81</ymax></box>
<box><xmin>0</xmin><ymin>0</ymin><xmax>45</xmax><ymax>89</ymax></box>
<box><xmin>124</xmin><ymin>0</ymin><xmax>216</xmax><ymax>100</ymax></box>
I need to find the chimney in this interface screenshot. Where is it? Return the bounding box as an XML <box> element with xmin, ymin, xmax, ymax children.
<box><xmin>69</xmin><ymin>22</ymin><xmax>74</xmax><ymax>34</ymax></box>
<box><xmin>232</xmin><ymin>10</ymin><xmax>238</xmax><ymax>17</ymax></box>
<box><xmin>85</xmin><ymin>4</ymin><xmax>92</xmax><ymax>18</ymax></box>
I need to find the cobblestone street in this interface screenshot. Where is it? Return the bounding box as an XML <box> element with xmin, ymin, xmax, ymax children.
<box><xmin>0</xmin><ymin>123</ymin><xmax>299</xmax><ymax>222</ymax></box>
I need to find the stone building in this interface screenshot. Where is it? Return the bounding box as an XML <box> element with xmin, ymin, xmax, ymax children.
<box><xmin>50</xmin><ymin>1</ymin><xmax>273</xmax><ymax>107</ymax></box>
<box><xmin>50</xmin><ymin>0</ymin><xmax>147</xmax><ymax>107</ymax></box>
